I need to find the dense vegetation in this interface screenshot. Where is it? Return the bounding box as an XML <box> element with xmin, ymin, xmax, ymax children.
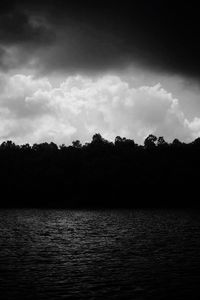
<box><xmin>0</xmin><ymin>134</ymin><xmax>199</xmax><ymax>208</ymax></box>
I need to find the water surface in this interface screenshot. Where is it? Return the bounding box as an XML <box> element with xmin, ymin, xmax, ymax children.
<box><xmin>0</xmin><ymin>209</ymin><xmax>200</xmax><ymax>299</ymax></box>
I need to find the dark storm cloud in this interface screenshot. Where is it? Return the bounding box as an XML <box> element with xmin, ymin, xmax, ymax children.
<box><xmin>0</xmin><ymin>0</ymin><xmax>200</xmax><ymax>77</ymax></box>
<box><xmin>0</xmin><ymin>1</ymin><xmax>54</xmax><ymax>44</ymax></box>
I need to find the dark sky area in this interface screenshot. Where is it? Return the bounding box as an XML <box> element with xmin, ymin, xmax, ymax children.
<box><xmin>0</xmin><ymin>0</ymin><xmax>199</xmax><ymax>77</ymax></box>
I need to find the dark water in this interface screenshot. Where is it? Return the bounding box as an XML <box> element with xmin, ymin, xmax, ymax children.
<box><xmin>0</xmin><ymin>209</ymin><xmax>200</xmax><ymax>299</ymax></box>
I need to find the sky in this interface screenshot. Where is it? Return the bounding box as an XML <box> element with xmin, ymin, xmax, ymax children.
<box><xmin>0</xmin><ymin>0</ymin><xmax>200</xmax><ymax>145</ymax></box>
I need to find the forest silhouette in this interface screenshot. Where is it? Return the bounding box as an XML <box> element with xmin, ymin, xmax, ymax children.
<box><xmin>0</xmin><ymin>134</ymin><xmax>199</xmax><ymax>208</ymax></box>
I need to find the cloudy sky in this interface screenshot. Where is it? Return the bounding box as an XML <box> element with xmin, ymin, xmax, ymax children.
<box><xmin>0</xmin><ymin>0</ymin><xmax>200</xmax><ymax>145</ymax></box>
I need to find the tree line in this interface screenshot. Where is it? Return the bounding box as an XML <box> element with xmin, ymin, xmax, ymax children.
<box><xmin>0</xmin><ymin>134</ymin><xmax>199</xmax><ymax>208</ymax></box>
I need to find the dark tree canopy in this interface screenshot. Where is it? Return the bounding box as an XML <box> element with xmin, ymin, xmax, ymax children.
<box><xmin>0</xmin><ymin>134</ymin><xmax>199</xmax><ymax>208</ymax></box>
<box><xmin>144</xmin><ymin>134</ymin><xmax>157</xmax><ymax>149</ymax></box>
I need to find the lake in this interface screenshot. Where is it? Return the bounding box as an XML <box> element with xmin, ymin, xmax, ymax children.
<box><xmin>0</xmin><ymin>209</ymin><xmax>200</xmax><ymax>299</ymax></box>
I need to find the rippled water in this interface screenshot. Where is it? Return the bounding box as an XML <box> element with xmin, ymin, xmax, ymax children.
<box><xmin>0</xmin><ymin>209</ymin><xmax>200</xmax><ymax>299</ymax></box>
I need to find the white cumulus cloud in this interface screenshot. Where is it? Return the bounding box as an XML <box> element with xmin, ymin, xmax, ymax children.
<box><xmin>0</xmin><ymin>73</ymin><xmax>199</xmax><ymax>145</ymax></box>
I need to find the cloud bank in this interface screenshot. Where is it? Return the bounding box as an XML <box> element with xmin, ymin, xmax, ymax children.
<box><xmin>0</xmin><ymin>73</ymin><xmax>199</xmax><ymax>145</ymax></box>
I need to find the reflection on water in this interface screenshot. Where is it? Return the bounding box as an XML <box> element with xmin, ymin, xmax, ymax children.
<box><xmin>0</xmin><ymin>209</ymin><xmax>200</xmax><ymax>299</ymax></box>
